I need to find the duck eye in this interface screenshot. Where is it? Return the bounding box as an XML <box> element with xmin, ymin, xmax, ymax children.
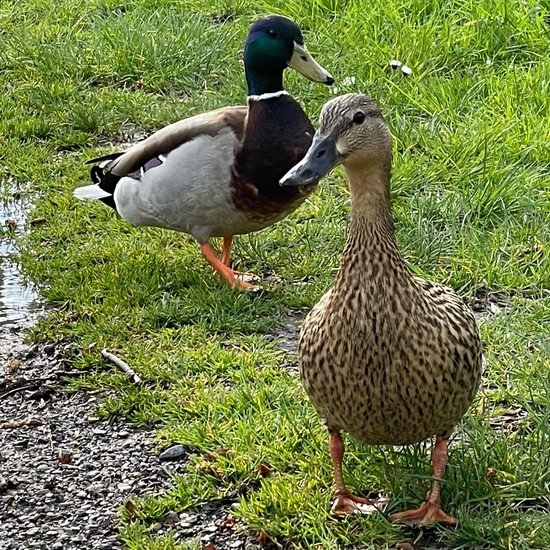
<box><xmin>353</xmin><ymin>112</ymin><xmax>365</xmax><ymax>124</ymax></box>
<box><xmin>268</xmin><ymin>29</ymin><xmax>279</xmax><ymax>38</ymax></box>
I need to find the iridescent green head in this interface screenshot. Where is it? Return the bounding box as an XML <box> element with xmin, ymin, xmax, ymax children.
<box><xmin>244</xmin><ymin>15</ymin><xmax>334</xmax><ymax>96</ymax></box>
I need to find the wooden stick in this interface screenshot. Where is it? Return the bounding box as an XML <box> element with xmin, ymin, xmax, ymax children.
<box><xmin>1</xmin><ymin>418</ymin><xmax>43</xmax><ymax>429</ymax></box>
<box><xmin>0</xmin><ymin>384</ymin><xmax>36</xmax><ymax>401</ymax></box>
<box><xmin>101</xmin><ymin>349</ymin><xmax>142</xmax><ymax>385</ymax></box>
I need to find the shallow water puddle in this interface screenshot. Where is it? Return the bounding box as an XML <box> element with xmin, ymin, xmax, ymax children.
<box><xmin>0</xmin><ymin>197</ymin><xmax>40</xmax><ymax>332</ymax></box>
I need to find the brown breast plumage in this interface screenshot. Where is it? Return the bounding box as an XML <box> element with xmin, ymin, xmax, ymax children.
<box><xmin>231</xmin><ymin>94</ymin><xmax>318</xmax><ymax>223</ymax></box>
<box><xmin>299</xmin><ymin>219</ymin><xmax>483</xmax><ymax>446</ymax></box>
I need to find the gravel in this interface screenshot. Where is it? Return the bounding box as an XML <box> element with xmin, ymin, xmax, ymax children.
<box><xmin>1</xmin><ymin>338</ymin><xmax>168</xmax><ymax>549</ymax></box>
<box><xmin>0</xmin><ymin>332</ymin><xmax>265</xmax><ymax>550</ymax></box>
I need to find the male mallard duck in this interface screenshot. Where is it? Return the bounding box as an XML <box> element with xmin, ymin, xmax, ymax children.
<box><xmin>280</xmin><ymin>94</ymin><xmax>483</xmax><ymax>525</ymax></box>
<box><xmin>74</xmin><ymin>15</ymin><xmax>334</xmax><ymax>290</ymax></box>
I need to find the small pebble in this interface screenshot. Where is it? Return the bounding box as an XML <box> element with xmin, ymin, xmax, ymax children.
<box><xmin>163</xmin><ymin>511</ymin><xmax>180</xmax><ymax>524</ymax></box>
<box><xmin>159</xmin><ymin>444</ymin><xmax>188</xmax><ymax>461</ymax></box>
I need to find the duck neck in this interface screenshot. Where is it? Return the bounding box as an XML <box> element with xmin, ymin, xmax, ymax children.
<box><xmin>245</xmin><ymin>66</ymin><xmax>285</xmax><ymax>96</ymax></box>
<box><xmin>334</xmin><ymin>161</ymin><xmax>408</xmax><ymax>288</ymax></box>
<box><xmin>346</xmin><ymin>162</ymin><xmax>392</xmax><ymax>226</ymax></box>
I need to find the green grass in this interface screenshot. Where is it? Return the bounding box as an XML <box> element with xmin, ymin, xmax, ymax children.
<box><xmin>1</xmin><ymin>0</ymin><xmax>550</xmax><ymax>548</ymax></box>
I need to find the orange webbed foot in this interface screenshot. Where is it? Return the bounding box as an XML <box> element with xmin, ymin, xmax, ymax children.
<box><xmin>390</xmin><ymin>502</ymin><xmax>457</xmax><ymax>526</ymax></box>
<box><xmin>331</xmin><ymin>491</ymin><xmax>390</xmax><ymax>517</ymax></box>
<box><xmin>200</xmin><ymin>242</ymin><xmax>260</xmax><ymax>291</ymax></box>
<box><xmin>390</xmin><ymin>437</ymin><xmax>456</xmax><ymax>526</ymax></box>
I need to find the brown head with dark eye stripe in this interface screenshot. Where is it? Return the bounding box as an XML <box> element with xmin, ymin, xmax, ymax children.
<box><xmin>280</xmin><ymin>94</ymin><xmax>392</xmax><ymax>189</ymax></box>
<box><xmin>317</xmin><ymin>93</ymin><xmax>391</xmax><ymax>167</ymax></box>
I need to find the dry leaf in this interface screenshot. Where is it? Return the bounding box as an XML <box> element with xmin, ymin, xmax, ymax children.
<box><xmin>124</xmin><ymin>500</ymin><xmax>136</xmax><ymax>515</ymax></box>
<box><xmin>219</xmin><ymin>515</ymin><xmax>235</xmax><ymax>529</ymax></box>
<box><xmin>203</xmin><ymin>447</ymin><xmax>231</xmax><ymax>461</ymax></box>
<box><xmin>4</xmin><ymin>219</ymin><xmax>17</xmax><ymax>230</ymax></box>
<box><xmin>30</xmin><ymin>217</ymin><xmax>47</xmax><ymax>226</ymax></box>
<box><xmin>485</xmin><ymin>467</ymin><xmax>497</xmax><ymax>480</ymax></box>
<box><xmin>58</xmin><ymin>451</ymin><xmax>71</xmax><ymax>464</ymax></box>
<box><xmin>8</xmin><ymin>358</ymin><xmax>22</xmax><ymax>373</ymax></box>
<box><xmin>202</xmin><ymin>544</ymin><xmax>216</xmax><ymax>550</ymax></box>
<box><xmin>256</xmin><ymin>463</ymin><xmax>272</xmax><ymax>476</ymax></box>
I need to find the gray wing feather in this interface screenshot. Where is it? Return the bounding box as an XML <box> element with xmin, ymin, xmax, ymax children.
<box><xmin>106</xmin><ymin>106</ymin><xmax>247</xmax><ymax>176</ymax></box>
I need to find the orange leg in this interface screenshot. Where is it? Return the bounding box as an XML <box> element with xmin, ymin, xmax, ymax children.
<box><xmin>220</xmin><ymin>236</ymin><xmax>233</xmax><ymax>266</ymax></box>
<box><xmin>199</xmin><ymin>242</ymin><xmax>258</xmax><ymax>291</ymax></box>
<box><xmin>329</xmin><ymin>432</ymin><xmax>388</xmax><ymax>516</ymax></box>
<box><xmin>219</xmin><ymin>236</ymin><xmax>256</xmax><ymax>278</ymax></box>
<box><xmin>390</xmin><ymin>437</ymin><xmax>457</xmax><ymax>526</ymax></box>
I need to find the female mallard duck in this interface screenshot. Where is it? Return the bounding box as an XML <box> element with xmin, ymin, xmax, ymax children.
<box><xmin>280</xmin><ymin>94</ymin><xmax>483</xmax><ymax>525</ymax></box>
<box><xmin>74</xmin><ymin>16</ymin><xmax>334</xmax><ymax>290</ymax></box>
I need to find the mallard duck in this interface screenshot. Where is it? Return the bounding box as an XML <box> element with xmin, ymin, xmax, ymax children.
<box><xmin>280</xmin><ymin>94</ymin><xmax>483</xmax><ymax>525</ymax></box>
<box><xmin>74</xmin><ymin>15</ymin><xmax>334</xmax><ymax>290</ymax></box>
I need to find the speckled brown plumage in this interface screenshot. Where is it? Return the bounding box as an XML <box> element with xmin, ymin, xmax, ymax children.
<box><xmin>301</xmin><ymin>218</ymin><xmax>481</xmax><ymax>446</ymax></box>
<box><xmin>281</xmin><ymin>94</ymin><xmax>483</xmax><ymax>525</ymax></box>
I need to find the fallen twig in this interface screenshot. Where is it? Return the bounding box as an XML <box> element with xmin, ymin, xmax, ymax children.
<box><xmin>0</xmin><ymin>384</ymin><xmax>37</xmax><ymax>400</ymax></box>
<box><xmin>101</xmin><ymin>349</ymin><xmax>142</xmax><ymax>385</ymax></box>
<box><xmin>1</xmin><ymin>418</ymin><xmax>43</xmax><ymax>429</ymax></box>
<box><xmin>1</xmin><ymin>375</ymin><xmax>56</xmax><ymax>391</ymax></box>
<box><xmin>57</xmin><ymin>370</ymin><xmax>89</xmax><ymax>378</ymax></box>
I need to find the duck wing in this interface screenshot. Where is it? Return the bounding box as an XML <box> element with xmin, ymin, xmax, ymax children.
<box><xmin>88</xmin><ymin>105</ymin><xmax>248</xmax><ymax>176</ymax></box>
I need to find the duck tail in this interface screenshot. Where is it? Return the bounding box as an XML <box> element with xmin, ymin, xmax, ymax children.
<box><xmin>73</xmin><ymin>184</ymin><xmax>112</xmax><ymax>200</ymax></box>
<box><xmin>74</xmin><ymin>156</ymin><xmax>123</xmax><ymax>210</ymax></box>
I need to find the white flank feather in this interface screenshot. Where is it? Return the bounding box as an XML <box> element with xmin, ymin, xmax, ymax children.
<box><xmin>73</xmin><ymin>185</ymin><xmax>112</xmax><ymax>200</ymax></box>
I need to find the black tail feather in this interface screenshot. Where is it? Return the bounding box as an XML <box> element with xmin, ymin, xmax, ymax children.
<box><xmin>85</xmin><ymin>151</ymin><xmax>124</xmax><ymax>165</ymax></box>
<box><xmin>88</xmin><ymin>164</ymin><xmax>121</xmax><ymax>211</ymax></box>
